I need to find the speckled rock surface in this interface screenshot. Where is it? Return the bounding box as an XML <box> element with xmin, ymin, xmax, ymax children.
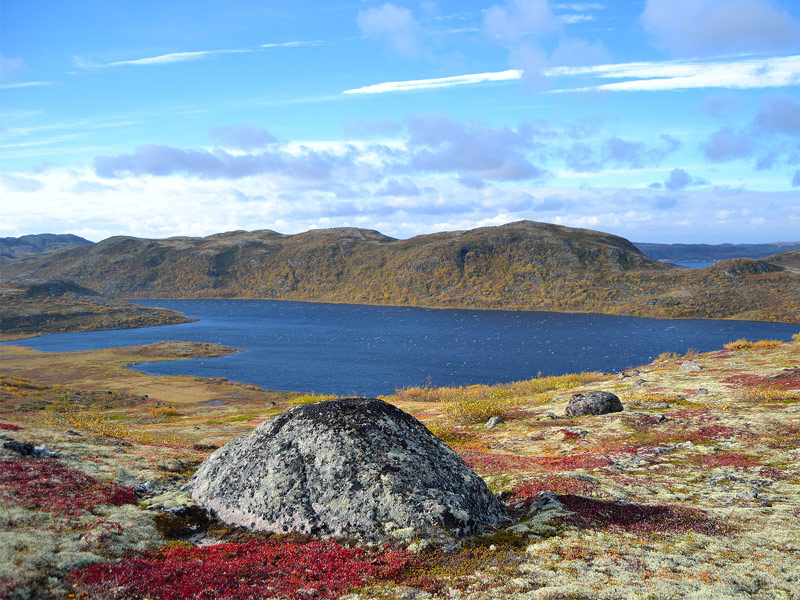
<box><xmin>564</xmin><ymin>391</ymin><xmax>623</xmax><ymax>417</ymax></box>
<box><xmin>186</xmin><ymin>398</ymin><xmax>507</xmax><ymax>541</ymax></box>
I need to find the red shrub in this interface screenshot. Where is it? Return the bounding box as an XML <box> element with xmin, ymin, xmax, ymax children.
<box><xmin>71</xmin><ymin>539</ymin><xmax>421</xmax><ymax>600</ymax></box>
<box><xmin>459</xmin><ymin>450</ymin><xmax>612</xmax><ymax>475</ymax></box>
<box><xmin>508</xmin><ymin>476</ymin><xmax>596</xmax><ymax>510</ymax></box>
<box><xmin>556</xmin><ymin>495</ymin><xmax>726</xmax><ymax>536</ymax></box>
<box><xmin>0</xmin><ymin>423</ymin><xmax>23</xmax><ymax>431</ymax></box>
<box><xmin>722</xmin><ymin>374</ymin><xmax>769</xmax><ymax>389</ymax></box>
<box><xmin>558</xmin><ymin>428</ymin><xmax>584</xmax><ymax>439</ymax></box>
<box><xmin>697</xmin><ymin>453</ymin><xmax>761</xmax><ymax>468</ymax></box>
<box><xmin>0</xmin><ymin>458</ymin><xmax>135</xmax><ymax>516</ymax></box>
<box><xmin>697</xmin><ymin>425</ymin><xmax>752</xmax><ymax>440</ymax></box>
<box><xmin>459</xmin><ymin>450</ymin><xmax>539</xmax><ymax>474</ymax></box>
<box><xmin>534</xmin><ymin>453</ymin><xmax>613</xmax><ymax>471</ymax></box>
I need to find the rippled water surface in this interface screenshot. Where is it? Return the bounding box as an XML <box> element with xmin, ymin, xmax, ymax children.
<box><xmin>8</xmin><ymin>299</ymin><xmax>798</xmax><ymax>396</ymax></box>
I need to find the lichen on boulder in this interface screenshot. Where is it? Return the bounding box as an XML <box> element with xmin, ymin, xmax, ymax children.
<box><xmin>186</xmin><ymin>398</ymin><xmax>507</xmax><ymax>542</ymax></box>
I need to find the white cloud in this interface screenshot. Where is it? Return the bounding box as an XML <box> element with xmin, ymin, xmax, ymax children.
<box><xmin>557</xmin><ymin>14</ymin><xmax>596</xmax><ymax>24</ymax></box>
<box><xmin>73</xmin><ymin>48</ymin><xmax>251</xmax><ymax>70</ymax></box>
<box><xmin>260</xmin><ymin>40</ymin><xmax>324</xmax><ymax>48</ymax></box>
<box><xmin>550</xmin><ymin>54</ymin><xmax>800</xmax><ymax>92</ymax></box>
<box><xmin>641</xmin><ymin>0</ymin><xmax>800</xmax><ymax>57</ymax></box>
<box><xmin>2</xmin><ymin>166</ymin><xmax>798</xmax><ymax>243</ymax></box>
<box><xmin>342</xmin><ymin>69</ymin><xmax>522</xmax><ymax>94</ymax></box>
<box><xmin>0</xmin><ymin>52</ymin><xmax>25</xmax><ymax>78</ymax></box>
<box><xmin>343</xmin><ymin>55</ymin><xmax>800</xmax><ymax>95</ymax></box>
<box><xmin>0</xmin><ymin>81</ymin><xmax>54</xmax><ymax>90</ymax></box>
<box><xmin>483</xmin><ymin>0</ymin><xmax>560</xmax><ymax>42</ymax></box>
<box><xmin>357</xmin><ymin>4</ymin><xmax>425</xmax><ymax>57</ymax></box>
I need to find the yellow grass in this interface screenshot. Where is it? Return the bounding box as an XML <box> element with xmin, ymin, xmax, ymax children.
<box><xmin>290</xmin><ymin>393</ymin><xmax>339</xmax><ymax>405</ymax></box>
<box><xmin>724</xmin><ymin>338</ymin><xmax>782</xmax><ymax>350</ymax></box>
<box><xmin>741</xmin><ymin>388</ymin><xmax>800</xmax><ymax>403</ymax></box>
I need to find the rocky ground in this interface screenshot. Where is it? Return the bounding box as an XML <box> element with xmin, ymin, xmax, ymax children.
<box><xmin>0</xmin><ymin>335</ymin><xmax>798</xmax><ymax>599</ymax></box>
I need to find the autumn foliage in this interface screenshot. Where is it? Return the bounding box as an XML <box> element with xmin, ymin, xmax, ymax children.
<box><xmin>71</xmin><ymin>539</ymin><xmax>421</xmax><ymax>600</ymax></box>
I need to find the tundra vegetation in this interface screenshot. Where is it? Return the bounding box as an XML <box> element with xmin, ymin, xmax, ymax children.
<box><xmin>3</xmin><ymin>221</ymin><xmax>800</xmax><ymax>324</ymax></box>
<box><xmin>0</xmin><ymin>333</ymin><xmax>798</xmax><ymax>599</ymax></box>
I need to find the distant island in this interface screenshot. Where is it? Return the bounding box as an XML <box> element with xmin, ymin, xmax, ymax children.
<box><xmin>2</xmin><ymin>221</ymin><xmax>799</xmax><ymax>325</ymax></box>
<box><xmin>633</xmin><ymin>241</ymin><xmax>800</xmax><ymax>263</ymax></box>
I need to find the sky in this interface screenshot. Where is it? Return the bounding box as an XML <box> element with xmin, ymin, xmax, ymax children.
<box><xmin>1</xmin><ymin>0</ymin><xmax>799</xmax><ymax>244</ymax></box>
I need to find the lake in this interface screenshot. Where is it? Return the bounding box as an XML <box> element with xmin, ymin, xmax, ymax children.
<box><xmin>6</xmin><ymin>300</ymin><xmax>798</xmax><ymax>396</ymax></box>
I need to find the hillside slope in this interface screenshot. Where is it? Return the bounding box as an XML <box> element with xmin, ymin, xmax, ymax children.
<box><xmin>4</xmin><ymin>221</ymin><xmax>800</xmax><ymax>323</ymax></box>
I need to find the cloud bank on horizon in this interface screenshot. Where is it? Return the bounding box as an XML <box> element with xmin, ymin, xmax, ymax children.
<box><xmin>1</xmin><ymin>0</ymin><xmax>798</xmax><ymax>244</ymax></box>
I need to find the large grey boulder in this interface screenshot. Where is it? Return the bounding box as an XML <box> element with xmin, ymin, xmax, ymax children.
<box><xmin>564</xmin><ymin>391</ymin><xmax>623</xmax><ymax>417</ymax></box>
<box><xmin>186</xmin><ymin>398</ymin><xmax>506</xmax><ymax>542</ymax></box>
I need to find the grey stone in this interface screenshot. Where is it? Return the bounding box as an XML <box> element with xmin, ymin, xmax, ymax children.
<box><xmin>632</xmin><ymin>379</ymin><xmax>648</xmax><ymax>387</ymax></box>
<box><xmin>3</xmin><ymin>440</ymin><xmax>35</xmax><ymax>456</ymax></box>
<box><xmin>564</xmin><ymin>391</ymin><xmax>623</xmax><ymax>418</ymax></box>
<box><xmin>643</xmin><ymin>402</ymin><xmax>670</xmax><ymax>409</ymax></box>
<box><xmin>186</xmin><ymin>398</ymin><xmax>507</xmax><ymax>542</ymax></box>
<box><xmin>697</xmin><ymin>388</ymin><xmax>709</xmax><ymax>395</ymax></box>
<box><xmin>484</xmin><ymin>416</ymin><xmax>505</xmax><ymax>429</ymax></box>
<box><xmin>678</xmin><ymin>360</ymin><xmax>702</xmax><ymax>372</ymax></box>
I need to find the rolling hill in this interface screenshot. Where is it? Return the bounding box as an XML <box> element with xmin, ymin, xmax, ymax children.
<box><xmin>3</xmin><ymin>221</ymin><xmax>799</xmax><ymax>323</ymax></box>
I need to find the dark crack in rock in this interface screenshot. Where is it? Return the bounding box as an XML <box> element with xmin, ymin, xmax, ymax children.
<box><xmin>186</xmin><ymin>398</ymin><xmax>507</xmax><ymax>542</ymax></box>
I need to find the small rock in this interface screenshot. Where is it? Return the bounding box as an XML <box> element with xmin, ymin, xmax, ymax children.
<box><xmin>159</xmin><ymin>459</ymin><xmax>187</xmax><ymax>473</ymax></box>
<box><xmin>544</xmin><ymin>412</ymin><xmax>560</xmax><ymax>420</ymax></box>
<box><xmin>632</xmin><ymin>379</ymin><xmax>647</xmax><ymax>387</ymax></box>
<box><xmin>33</xmin><ymin>445</ymin><xmax>58</xmax><ymax>458</ymax></box>
<box><xmin>3</xmin><ymin>440</ymin><xmax>35</xmax><ymax>456</ymax></box>
<box><xmin>142</xmin><ymin>491</ymin><xmax>198</xmax><ymax>515</ymax></box>
<box><xmin>676</xmin><ymin>441</ymin><xmax>694</xmax><ymax>448</ymax></box>
<box><xmin>697</xmin><ymin>388</ymin><xmax>709</xmax><ymax>395</ymax></box>
<box><xmin>678</xmin><ymin>360</ymin><xmax>702</xmax><ymax>372</ymax></box>
<box><xmin>734</xmin><ymin>487</ymin><xmax>759</xmax><ymax>501</ymax></box>
<box><xmin>484</xmin><ymin>416</ymin><xmax>505</xmax><ymax>429</ymax></box>
<box><xmin>564</xmin><ymin>391</ymin><xmax>623</xmax><ymax>418</ymax></box>
<box><xmin>617</xmin><ymin>372</ymin><xmax>630</xmax><ymax>380</ymax></box>
<box><xmin>644</xmin><ymin>402</ymin><xmax>670</xmax><ymax>410</ymax></box>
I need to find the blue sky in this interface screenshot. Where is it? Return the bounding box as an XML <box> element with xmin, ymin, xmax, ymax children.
<box><xmin>1</xmin><ymin>0</ymin><xmax>799</xmax><ymax>243</ymax></box>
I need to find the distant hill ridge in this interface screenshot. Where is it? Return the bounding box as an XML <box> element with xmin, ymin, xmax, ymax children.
<box><xmin>634</xmin><ymin>241</ymin><xmax>800</xmax><ymax>263</ymax></box>
<box><xmin>3</xmin><ymin>221</ymin><xmax>799</xmax><ymax>323</ymax></box>
<box><xmin>0</xmin><ymin>233</ymin><xmax>93</xmax><ymax>259</ymax></box>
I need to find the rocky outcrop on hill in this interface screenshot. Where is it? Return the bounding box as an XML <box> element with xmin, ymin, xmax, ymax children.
<box><xmin>186</xmin><ymin>398</ymin><xmax>507</xmax><ymax>542</ymax></box>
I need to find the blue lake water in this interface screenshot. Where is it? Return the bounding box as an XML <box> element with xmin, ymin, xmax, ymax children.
<box><xmin>5</xmin><ymin>299</ymin><xmax>798</xmax><ymax>396</ymax></box>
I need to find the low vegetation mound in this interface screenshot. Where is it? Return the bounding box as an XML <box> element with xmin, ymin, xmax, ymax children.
<box><xmin>187</xmin><ymin>398</ymin><xmax>507</xmax><ymax>541</ymax></box>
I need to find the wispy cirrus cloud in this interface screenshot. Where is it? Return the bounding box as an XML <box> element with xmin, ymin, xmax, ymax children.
<box><xmin>343</xmin><ymin>55</ymin><xmax>800</xmax><ymax>95</ymax></box>
<box><xmin>73</xmin><ymin>48</ymin><xmax>251</xmax><ymax>70</ymax></box>
<box><xmin>0</xmin><ymin>81</ymin><xmax>54</xmax><ymax>90</ymax></box>
<box><xmin>260</xmin><ymin>40</ymin><xmax>325</xmax><ymax>48</ymax></box>
<box><xmin>550</xmin><ymin>54</ymin><xmax>800</xmax><ymax>92</ymax></box>
<box><xmin>73</xmin><ymin>40</ymin><xmax>324</xmax><ymax>70</ymax></box>
<box><xmin>343</xmin><ymin>69</ymin><xmax>522</xmax><ymax>94</ymax></box>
